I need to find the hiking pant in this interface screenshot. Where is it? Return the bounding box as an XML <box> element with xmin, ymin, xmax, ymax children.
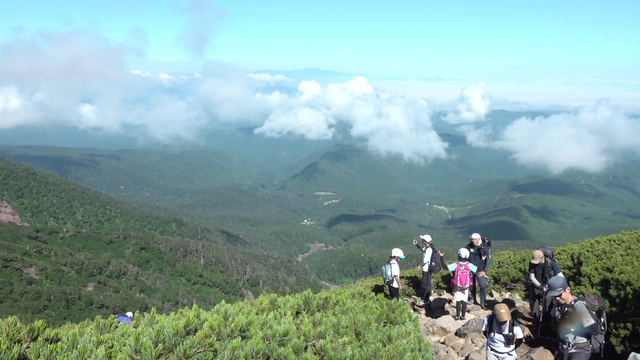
<box><xmin>554</xmin><ymin>351</ymin><xmax>590</xmax><ymax>360</ymax></box>
<box><xmin>528</xmin><ymin>285</ymin><xmax>552</xmax><ymax>323</ymax></box>
<box><xmin>421</xmin><ymin>270</ymin><xmax>432</xmax><ymax>304</ymax></box>
<box><xmin>388</xmin><ymin>285</ymin><xmax>400</xmax><ymax>301</ymax></box>
<box><xmin>487</xmin><ymin>351</ymin><xmax>517</xmax><ymax>360</ymax></box>
<box><xmin>471</xmin><ymin>274</ymin><xmax>488</xmax><ymax>306</ymax></box>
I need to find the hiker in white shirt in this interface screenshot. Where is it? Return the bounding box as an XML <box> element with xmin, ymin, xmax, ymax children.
<box><xmin>482</xmin><ymin>303</ymin><xmax>524</xmax><ymax>360</ymax></box>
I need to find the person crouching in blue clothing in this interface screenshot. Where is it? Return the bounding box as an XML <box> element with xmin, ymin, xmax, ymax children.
<box><xmin>117</xmin><ymin>311</ymin><xmax>134</xmax><ymax>324</ymax></box>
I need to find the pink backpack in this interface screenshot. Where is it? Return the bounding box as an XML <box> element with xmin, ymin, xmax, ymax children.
<box><xmin>452</xmin><ymin>262</ymin><xmax>473</xmax><ymax>288</ymax></box>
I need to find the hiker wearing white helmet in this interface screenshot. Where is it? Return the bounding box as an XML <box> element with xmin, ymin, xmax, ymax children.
<box><xmin>388</xmin><ymin>248</ymin><xmax>405</xmax><ymax>301</ymax></box>
<box><xmin>465</xmin><ymin>232</ymin><xmax>491</xmax><ymax>309</ymax></box>
<box><xmin>447</xmin><ymin>247</ymin><xmax>477</xmax><ymax>321</ymax></box>
<box><xmin>413</xmin><ymin>234</ymin><xmax>445</xmax><ymax>310</ymax></box>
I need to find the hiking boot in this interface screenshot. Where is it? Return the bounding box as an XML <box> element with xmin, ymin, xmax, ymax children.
<box><xmin>460</xmin><ymin>316</ymin><xmax>466</xmax><ymax>321</ymax></box>
<box><xmin>480</xmin><ymin>304</ymin><xmax>487</xmax><ymax>310</ymax></box>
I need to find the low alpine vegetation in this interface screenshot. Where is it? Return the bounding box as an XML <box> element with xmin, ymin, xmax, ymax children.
<box><xmin>0</xmin><ymin>286</ymin><xmax>433</xmax><ymax>360</ymax></box>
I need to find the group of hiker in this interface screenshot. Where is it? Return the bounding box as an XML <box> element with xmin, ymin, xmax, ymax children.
<box><xmin>383</xmin><ymin>234</ymin><xmax>607</xmax><ymax>360</ymax></box>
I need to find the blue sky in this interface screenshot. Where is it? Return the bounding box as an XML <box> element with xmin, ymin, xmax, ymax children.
<box><xmin>2</xmin><ymin>0</ymin><xmax>639</xmax><ymax>81</ymax></box>
<box><xmin>1</xmin><ymin>0</ymin><xmax>640</xmax><ymax>173</ymax></box>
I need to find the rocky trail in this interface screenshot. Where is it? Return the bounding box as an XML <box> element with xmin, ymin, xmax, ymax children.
<box><xmin>412</xmin><ymin>290</ymin><xmax>560</xmax><ymax>360</ymax></box>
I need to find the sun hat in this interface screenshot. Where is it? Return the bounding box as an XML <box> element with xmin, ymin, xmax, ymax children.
<box><xmin>494</xmin><ymin>303</ymin><xmax>511</xmax><ymax>322</ymax></box>
<box><xmin>126</xmin><ymin>311</ymin><xmax>133</xmax><ymax>318</ymax></box>
<box><xmin>530</xmin><ymin>250</ymin><xmax>544</xmax><ymax>264</ymax></box>
<box><xmin>419</xmin><ymin>234</ymin><xmax>433</xmax><ymax>243</ymax></box>
<box><xmin>546</xmin><ymin>276</ymin><xmax>569</xmax><ymax>297</ymax></box>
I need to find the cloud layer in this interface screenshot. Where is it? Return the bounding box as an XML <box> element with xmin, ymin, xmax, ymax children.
<box><xmin>1</xmin><ymin>28</ymin><xmax>639</xmax><ymax>171</ymax></box>
<box><xmin>494</xmin><ymin>102</ymin><xmax>640</xmax><ymax>173</ymax></box>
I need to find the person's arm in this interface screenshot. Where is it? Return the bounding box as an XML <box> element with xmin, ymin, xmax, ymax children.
<box><xmin>529</xmin><ymin>263</ymin><xmax>542</xmax><ymax>287</ymax></box>
<box><xmin>482</xmin><ymin>246</ymin><xmax>491</xmax><ymax>272</ymax></box>
<box><xmin>514</xmin><ymin>322</ymin><xmax>525</xmax><ymax>348</ymax></box>
<box><xmin>550</xmin><ymin>260</ymin><xmax>564</xmax><ymax>277</ymax></box>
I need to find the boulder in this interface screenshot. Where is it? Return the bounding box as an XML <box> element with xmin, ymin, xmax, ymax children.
<box><xmin>464</xmin><ymin>332</ymin><xmax>486</xmax><ymax>347</ymax></box>
<box><xmin>450</xmin><ymin>341</ymin><xmax>464</xmax><ymax>352</ymax></box>
<box><xmin>628</xmin><ymin>353</ymin><xmax>640</xmax><ymax>360</ymax></box>
<box><xmin>422</xmin><ymin>319</ymin><xmax>452</xmax><ymax>337</ymax></box>
<box><xmin>455</xmin><ymin>317</ymin><xmax>484</xmax><ymax>338</ymax></box>
<box><xmin>466</xmin><ymin>347</ymin><xmax>486</xmax><ymax>360</ymax></box>
<box><xmin>443</xmin><ymin>334</ymin><xmax>464</xmax><ymax>347</ymax></box>
<box><xmin>457</xmin><ymin>344</ymin><xmax>475</xmax><ymax>358</ymax></box>
<box><xmin>512</xmin><ymin>293</ymin><xmax>525</xmax><ymax>307</ymax></box>
<box><xmin>522</xmin><ymin>346</ymin><xmax>554</xmax><ymax>360</ymax></box>
<box><xmin>430</xmin><ymin>342</ymin><xmax>448</xmax><ymax>354</ymax></box>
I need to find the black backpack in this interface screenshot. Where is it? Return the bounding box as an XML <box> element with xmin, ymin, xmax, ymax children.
<box><xmin>485</xmin><ymin>315</ymin><xmax>517</xmax><ymax>347</ymax></box>
<box><xmin>537</xmin><ymin>246</ymin><xmax>555</xmax><ymax>260</ymax></box>
<box><xmin>576</xmin><ymin>293</ymin><xmax>607</xmax><ymax>356</ymax></box>
<box><xmin>428</xmin><ymin>246</ymin><xmax>444</xmax><ymax>273</ymax></box>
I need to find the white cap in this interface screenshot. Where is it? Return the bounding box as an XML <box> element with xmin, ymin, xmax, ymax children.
<box><xmin>125</xmin><ymin>312</ymin><xmax>133</xmax><ymax>318</ymax></box>
<box><xmin>419</xmin><ymin>234</ymin><xmax>433</xmax><ymax>243</ymax></box>
<box><xmin>470</xmin><ymin>233</ymin><xmax>482</xmax><ymax>239</ymax></box>
<box><xmin>391</xmin><ymin>248</ymin><xmax>405</xmax><ymax>259</ymax></box>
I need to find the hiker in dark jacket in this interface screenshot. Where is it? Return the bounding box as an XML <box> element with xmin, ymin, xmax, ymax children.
<box><xmin>465</xmin><ymin>232</ymin><xmax>491</xmax><ymax>309</ymax></box>
<box><xmin>546</xmin><ymin>276</ymin><xmax>597</xmax><ymax>360</ymax></box>
<box><xmin>529</xmin><ymin>249</ymin><xmax>564</xmax><ymax>326</ymax></box>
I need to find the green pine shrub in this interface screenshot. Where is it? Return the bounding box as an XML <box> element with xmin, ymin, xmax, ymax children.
<box><xmin>0</xmin><ymin>287</ymin><xmax>432</xmax><ymax>360</ymax></box>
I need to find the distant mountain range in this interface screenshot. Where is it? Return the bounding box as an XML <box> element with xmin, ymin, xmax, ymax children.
<box><xmin>1</xmin><ymin>115</ymin><xmax>639</xmax><ymax>285</ymax></box>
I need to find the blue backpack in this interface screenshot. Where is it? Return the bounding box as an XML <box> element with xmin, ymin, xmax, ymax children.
<box><xmin>381</xmin><ymin>262</ymin><xmax>394</xmax><ymax>284</ymax></box>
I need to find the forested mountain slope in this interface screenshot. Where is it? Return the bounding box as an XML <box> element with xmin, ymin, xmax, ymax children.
<box><xmin>0</xmin><ymin>158</ymin><xmax>323</xmax><ymax>325</ymax></box>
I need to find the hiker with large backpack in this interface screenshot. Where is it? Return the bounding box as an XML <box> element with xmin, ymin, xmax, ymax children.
<box><xmin>482</xmin><ymin>303</ymin><xmax>525</xmax><ymax>360</ymax></box>
<box><xmin>446</xmin><ymin>248</ymin><xmax>477</xmax><ymax>321</ymax></box>
<box><xmin>546</xmin><ymin>275</ymin><xmax>606</xmax><ymax>360</ymax></box>
<box><xmin>528</xmin><ymin>246</ymin><xmax>565</xmax><ymax>333</ymax></box>
<box><xmin>466</xmin><ymin>232</ymin><xmax>491</xmax><ymax>309</ymax></box>
<box><xmin>384</xmin><ymin>248</ymin><xmax>406</xmax><ymax>301</ymax></box>
<box><xmin>413</xmin><ymin>234</ymin><xmax>445</xmax><ymax>310</ymax></box>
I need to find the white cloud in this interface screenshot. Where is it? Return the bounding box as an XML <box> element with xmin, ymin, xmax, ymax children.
<box><xmin>494</xmin><ymin>102</ymin><xmax>640</xmax><ymax>173</ymax></box>
<box><xmin>255</xmin><ymin>107</ymin><xmax>334</xmax><ymax>140</ymax></box>
<box><xmin>442</xmin><ymin>84</ymin><xmax>491</xmax><ymax>124</ymax></box>
<box><xmin>255</xmin><ymin>77</ymin><xmax>448</xmax><ymax>162</ymax></box>
<box><xmin>248</xmin><ymin>73</ymin><xmax>295</xmax><ymax>86</ymax></box>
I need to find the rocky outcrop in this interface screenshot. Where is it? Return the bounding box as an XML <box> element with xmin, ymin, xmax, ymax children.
<box><xmin>412</xmin><ymin>291</ymin><xmax>551</xmax><ymax>360</ymax></box>
<box><xmin>0</xmin><ymin>201</ymin><xmax>28</xmax><ymax>226</ymax></box>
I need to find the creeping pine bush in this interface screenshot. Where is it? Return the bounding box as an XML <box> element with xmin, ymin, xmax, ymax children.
<box><xmin>0</xmin><ymin>286</ymin><xmax>433</xmax><ymax>360</ymax></box>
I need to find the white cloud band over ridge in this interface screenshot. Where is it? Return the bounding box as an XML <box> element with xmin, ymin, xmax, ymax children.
<box><xmin>1</xmin><ymin>28</ymin><xmax>639</xmax><ymax>171</ymax></box>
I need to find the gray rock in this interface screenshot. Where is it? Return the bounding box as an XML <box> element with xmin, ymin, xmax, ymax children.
<box><xmin>523</xmin><ymin>346</ymin><xmax>554</xmax><ymax>360</ymax></box>
<box><xmin>450</xmin><ymin>341</ymin><xmax>464</xmax><ymax>352</ymax></box>
<box><xmin>464</xmin><ymin>332</ymin><xmax>486</xmax><ymax>347</ymax></box>
<box><xmin>466</xmin><ymin>347</ymin><xmax>486</xmax><ymax>360</ymax></box>
<box><xmin>629</xmin><ymin>353</ymin><xmax>640</xmax><ymax>360</ymax></box>
<box><xmin>422</xmin><ymin>319</ymin><xmax>450</xmax><ymax>337</ymax></box>
<box><xmin>443</xmin><ymin>334</ymin><xmax>464</xmax><ymax>347</ymax></box>
<box><xmin>455</xmin><ymin>317</ymin><xmax>484</xmax><ymax>338</ymax></box>
<box><xmin>433</xmin><ymin>315</ymin><xmax>465</xmax><ymax>334</ymax></box>
<box><xmin>430</xmin><ymin>342</ymin><xmax>448</xmax><ymax>354</ymax></box>
<box><xmin>457</xmin><ymin>344</ymin><xmax>475</xmax><ymax>358</ymax></box>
